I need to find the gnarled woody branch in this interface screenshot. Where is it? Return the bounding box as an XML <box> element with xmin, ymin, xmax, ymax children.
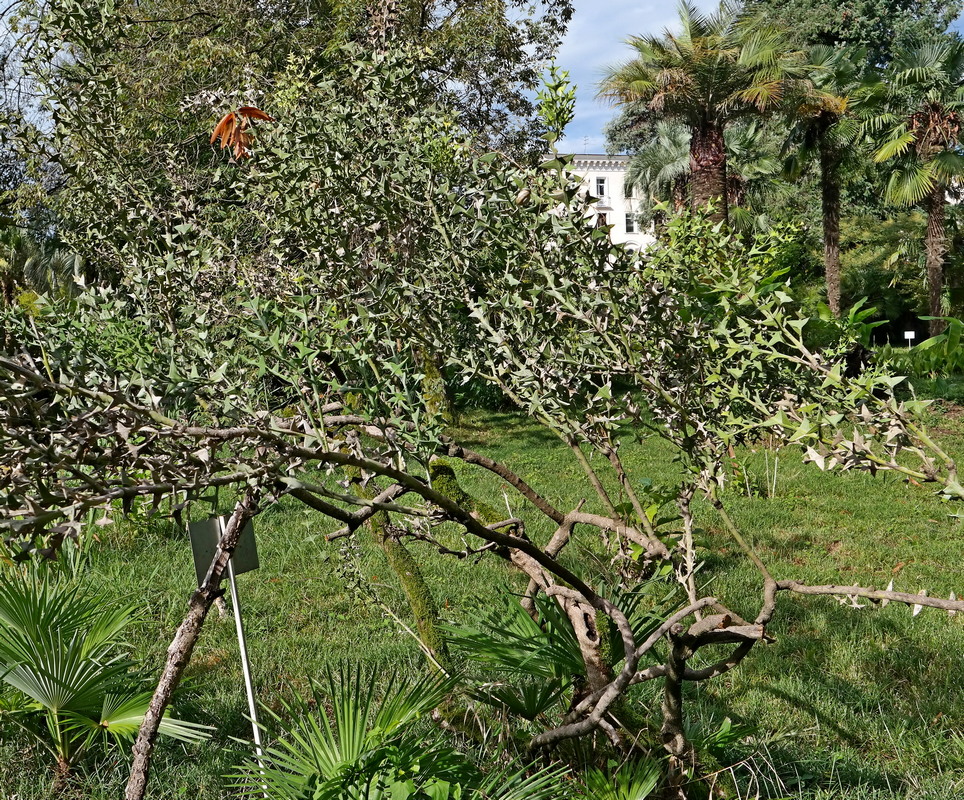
<box><xmin>531</xmin><ymin>593</ymin><xmax>769</xmax><ymax>751</ymax></box>
<box><xmin>531</xmin><ymin>575</ymin><xmax>963</xmax><ymax>752</ymax></box>
<box><xmin>777</xmin><ymin>580</ymin><xmax>964</xmax><ymax>612</ymax></box>
<box><xmin>528</xmin><ymin>585</ymin><xmax>640</xmax><ymax>748</ymax></box>
<box><xmin>532</xmin><ymin>596</ymin><xmax>721</xmax><ymax>749</ymax></box>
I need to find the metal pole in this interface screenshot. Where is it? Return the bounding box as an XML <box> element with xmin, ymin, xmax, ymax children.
<box><xmin>219</xmin><ymin>518</ymin><xmax>267</xmax><ymax>795</ymax></box>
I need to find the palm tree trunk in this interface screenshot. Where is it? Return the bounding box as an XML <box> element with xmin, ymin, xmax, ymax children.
<box><xmin>818</xmin><ymin>135</ymin><xmax>842</xmax><ymax>317</ymax></box>
<box><xmin>51</xmin><ymin>757</ymin><xmax>71</xmax><ymax>796</ymax></box>
<box><xmin>673</xmin><ymin>176</ymin><xmax>688</xmax><ymax>214</ymax></box>
<box><xmin>689</xmin><ymin>122</ymin><xmax>727</xmax><ymax>224</ymax></box>
<box><xmin>924</xmin><ymin>186</ymin><xmax>948</xmax><ymax>336</ymax></box>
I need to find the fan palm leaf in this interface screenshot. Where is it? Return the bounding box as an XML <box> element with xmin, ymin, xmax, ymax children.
<box><xmin>481</xmin><ymin>764</ymin><xmax>571</xmax><ymax>800</ymax></box>
<box><xmin>61</xmin><ymin>688</ymin><xmax>211</xmax><ymax>750</ymax></box>
<box><xmin>443</xmin><ymin>594</ymin><xmax>585</xmax><ymax>680</ymax></box>
<box><xmin>0</xmin><ymin>566</ymin><xmax>209</xmax><ymax>781</ymax></box>
<box><xmin>885</xmin><ymin>160</ymin><xmax>937</xmax><ymax>205</ymax></box>
<box><xmin>233</xmin><ymin>667</ymin><xmax>484</xmax><ymax>800</ymax></box>
<box><xmin>582</xmin><ymin>758</ymin><xmax>662</xmax><ymax>800</ymax></box>
<box><xmin>470</xmin><ymin>678</ymin><xmax>569</xmax><ymax>721</ymax></box>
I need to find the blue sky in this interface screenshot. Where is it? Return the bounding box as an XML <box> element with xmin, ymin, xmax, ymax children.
<box><xmin>554</xmin><ymin>0</ymin><xmax>964</xmax><ymax>154</ymax></box>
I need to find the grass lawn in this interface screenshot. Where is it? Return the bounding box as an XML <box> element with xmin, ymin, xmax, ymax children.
<box><xmin>2</xmin><ymin>405</ymin><xmax>964</xmax><ymax>799</ymax></box>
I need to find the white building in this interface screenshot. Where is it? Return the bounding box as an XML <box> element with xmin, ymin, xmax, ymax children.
<box><xmin>568</xmin><ymin>154</ymin><xmax>655</xmax><ymax>251</ymax></box>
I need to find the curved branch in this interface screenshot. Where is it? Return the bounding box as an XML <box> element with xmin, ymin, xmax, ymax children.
<box><xmin>443</xmin><ymin>441</ymin><xmax>566</xmax><ymax>523</ymax></box>
<box><xmin>777</xmin><ymin>580</ymin><xmax>964</xmax><ymax>612</ymax></box>
<box><xmin>530</xmin><ymin>584</ymin><xmax>639</xmax><ymax>749</ymax></box>
<box><xmin>683</xmin><ymin>641</ymin><xmax>755</xmax><ymax>681</ymax></box>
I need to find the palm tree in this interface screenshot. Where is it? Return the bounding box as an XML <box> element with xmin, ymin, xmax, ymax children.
<box><xmin>783</xmin><ymin>45</ymin><xmax>870</xmax><ymax>317</ymax></box>
<box><xmin>867</xmin><ymin>37</ymin><xmax>964</xmax><ymax>335</ymax></box>
<box><xmin>599</xmin><ymin>0</ymin><xmax>802</xmax><ymax>223</ymax></box>
<box><xmin>625</xmin><ymin>118</ymin><xmax>782</xmax><ymax>231</ymax></box>
<box><xmin>625</xmin><ymin>121</ymin><xmax>691</xmax><ymax>221</ymax></box>
<box><xmin>0</xmin><ymin>567</ymin><xmax>209</xmax><ymax>793</ymax></box>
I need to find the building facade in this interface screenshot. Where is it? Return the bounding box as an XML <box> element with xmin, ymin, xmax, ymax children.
<box><xmin>568</xmin><ymin>154</ymin><xmax>655</xmax><ymax>251</ymax></box>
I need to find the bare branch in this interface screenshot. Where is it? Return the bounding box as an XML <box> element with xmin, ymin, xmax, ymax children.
<box><xmin>777</xmin><ymin>580</ymin><xmax>964</xmax><ymax>612</ymax></box>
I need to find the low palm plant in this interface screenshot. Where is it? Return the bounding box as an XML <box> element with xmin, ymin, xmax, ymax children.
<box><xmin>233</xmin><ymin>665</ymin><xmax>569</xmax><ymax>800</ymax></box>
<box><xmin>445</xmin><ymin>582</ymin><xmax>681</xmax><ymax>736</ymax></box>
<box><xmin>0</xmin><ymin>564</ymin><xmax>209</xmax><ymax>792</ymax></box>
<box><xmin>581</xmin><ymin>759</ymin><xmax>661</xmax><ymax>800</ymax></box>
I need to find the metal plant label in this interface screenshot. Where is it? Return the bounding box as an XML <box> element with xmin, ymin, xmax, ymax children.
<box><xmin>188</xmin><ymin>516</ymin><xmax>260</xmax><ymax>587</ymax></box>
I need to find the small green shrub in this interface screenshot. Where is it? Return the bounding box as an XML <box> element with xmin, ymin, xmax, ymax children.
<box><xmin>878</xmin><ymin>317</ymin><xmax>964</xmax><ymax>378</ymax></box>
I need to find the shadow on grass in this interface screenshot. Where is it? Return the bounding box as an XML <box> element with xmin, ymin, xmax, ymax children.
<box><xmin>448</xmin><ymin>411</ymin><xmax>560</xmax><ymax>450</ymax></box>
<box><xmin>686</xmin><ymin>595</ymin><xmax>964</xmax><ymax>799</ymax></box>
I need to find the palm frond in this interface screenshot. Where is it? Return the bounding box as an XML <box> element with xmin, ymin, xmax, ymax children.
<box><xmin>470</xmin><ymin>678</ymin><xmax>568</xmax><ymax>720</ymax></box>
<box><xmin>873</xmin><ymin>129</ymin><xmax>916</xmax><ymax>162</ymax></box>
<box><xmin>0</xmin><ymin>565</ymin><xmax>204</xmax><ymax>770</ymax></box>
<box><xmin>583</xmin><ymin>758</ymin><xmax>662</xmax><ymax>800</ymax></box>
<box><xmin>885</xmin><ymin>160</ymin><xmax>936</xmax><ymax>205</ymax></box>
<box><xmin>233</xmin><ymin>668</ymin><xmax>496</xmax><ymax>800</ymax></box>
<box><xmin>930</xmin><ymin>149</ymin><xmax>964</xmax><ymax>182</ymax></box>
<box><xmin>481</xmin><ymin>763</ymin><xmax>571</xmax><ymax>800</ymax></box>
<box><xmin>443</xmin><ymin>594</ymin><xmax>585</xmax><ymax>680</ymax></box>
<box><xmin>60</xmin><ymin>689</ymin><xmax>211</xmax><ymax>748</ymax></box>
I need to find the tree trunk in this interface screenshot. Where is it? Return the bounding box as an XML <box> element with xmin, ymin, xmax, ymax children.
<box><xmin>419</xmin><ymin>347</ymin><xmax>454</xmax><ymax>425</ymax></box>
<box><xmin>125</xmin><ymin>488</ymin><xmax>262</xmax><ymax>800</ymax></box>
<box><xmin>350</xmin><ymin>468</ymin><xmax>452</xmax><ymax>673</ymax></box>
<box><xmin>51</xmin><ymin>757</ymin><xmax>71</xmax><ymax>796</ymax></box>
<box><xmin>689</xmin><ymin>122</ymin><xmax>727</xmax><ymax>225</ymax></box>
<box><xmin>660</xmin><ymin>630</ymin><xmax>694</xmax><ymax>800</ymax></box>
<box><xmin>818</xmin><ymin>134</ymin><xmax>842</xmax><ymax>317</ymax></box>
<box><xmin>567</xmin><ymin>601</ymin><xmax>612</xmax><ymax>695</ymax></box>
<box><xmin>672</xmin><ymin>176</ymin><xmax>688</xmax><ymax>215</ymax></box>
<box><xmin>924</xmin><ymin>186</ymin><xmax>948</xmax><ymax>336</ymax></box>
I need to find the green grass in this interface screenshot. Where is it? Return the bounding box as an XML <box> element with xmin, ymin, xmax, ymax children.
<box><xmin>3</xmin><ymin>408</ymin><xmax>964</xmax><ymax>798</ymax></box>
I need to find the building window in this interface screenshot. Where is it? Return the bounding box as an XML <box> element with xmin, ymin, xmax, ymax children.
<box><xmin>595</xmin><ymin>176</ymin><xmax>607</xmax><ymax>197</ymax></box>
<box><xmin>625</xmin><ymin>213</ymin><xmax>637</xmax><ymax>233</ymax></box>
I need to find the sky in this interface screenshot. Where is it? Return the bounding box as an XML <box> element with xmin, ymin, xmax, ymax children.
<box><xmin>554</xmin><ymin>0</ymin><xmax>964</xmax><ymax>155</ymax></box>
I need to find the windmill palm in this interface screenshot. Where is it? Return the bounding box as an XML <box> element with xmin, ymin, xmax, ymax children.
<box><xmin>783</xmin><ymin>45</ymin><xmax>870</xmax><ymax>317</ymax></box>
<box><xmin>866</xmin><ymin>37</ymin><xmax>964</xmax><ymax>335</ymax></box>
<box><xmin>599</xmin><ymin>0</ymin><xmax>803</xmax><ymax>223</ymax></box>
<box><xmin>0</xmin><ymin>568</ymin><xmax>209</xmax><ymax>793</ymax></box>
<box><xmin>625</xmin><ymin>118</ymin><xmax>782</xmax><ymax>231</ymax></box>
<box><xmin>625</xmin><ymin>121</ymin><xmax>691</xmax><ymax>219</ymax></box>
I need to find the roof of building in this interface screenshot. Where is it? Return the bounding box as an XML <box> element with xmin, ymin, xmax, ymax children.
<box><xmin>568</xmin><ymin>154</ymin><xmax>631</xmax><ymax>169</ymax></box>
